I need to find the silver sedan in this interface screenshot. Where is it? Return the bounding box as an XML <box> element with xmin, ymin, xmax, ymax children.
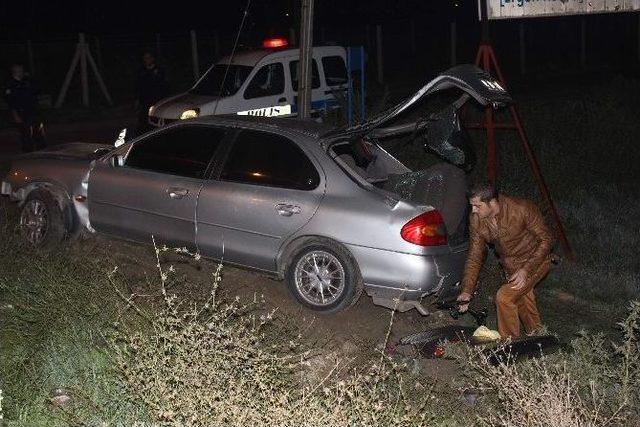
<box><xmin>1</xmin><ymin>65</ymin><xmax>512</xmax><ymax>314</ymax></box>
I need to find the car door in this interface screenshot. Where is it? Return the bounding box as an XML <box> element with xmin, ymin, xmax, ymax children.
<box><xmin>88</xmin><ymin>125</ymin><xmax>227</xmax><ymax>248</ymax></box>
<box><xmin>196</xmin><ymin>129</ymin><xmax>325</xmax><ymax>271</ymax></box>
<box><xmin>235</xmin><ymin>62</ymin><xmax>293</xmax><ymax>117</ymax></box>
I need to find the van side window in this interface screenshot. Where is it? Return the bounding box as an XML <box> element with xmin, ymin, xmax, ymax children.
<box><xmin>244</xmin><ymin>63</ymin><xmax>285</xmax><ymax>99</ymax></box>
<box><xmin>289</xmin><ymin>60</ymin><xmax>320</xmax><ymax>92</ymax></box>
<box><xmin>322</xmin><ymin>56</ymin><xmax>348</xmax><ymax>86</ymax></box>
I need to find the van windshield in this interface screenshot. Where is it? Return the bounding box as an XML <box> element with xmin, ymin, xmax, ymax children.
<box><xmin>190</xmin><ymin>64</ymin><xmax>253</xmax><ymax>97</ymax></box>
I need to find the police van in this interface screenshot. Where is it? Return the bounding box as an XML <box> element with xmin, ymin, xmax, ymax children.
<box><xmin>148</xmin><ymin>39</ymin><xmax>348</xmax><ymax>126</ymax></box>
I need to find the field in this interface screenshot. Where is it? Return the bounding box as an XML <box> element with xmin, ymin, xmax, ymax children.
<box><xmin>0</xmin><ymin>74</ymin><xmax>639</xmax><ymax>425</ymax></box>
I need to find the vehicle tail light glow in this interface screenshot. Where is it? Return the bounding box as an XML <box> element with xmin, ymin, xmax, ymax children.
<box><xmin>400</xmin><ymin>210</ymin><xmax>447</xmax><ymax>246</ymax></box>
<box><xmin>262</xmin><ymin>37</ymin><xmax>289</xmax><ymax>48</ymax></box>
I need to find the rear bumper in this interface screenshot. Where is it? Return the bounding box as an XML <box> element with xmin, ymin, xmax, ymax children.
<box><xmin>345</xmin><ymin>243</ymin><xmax>467</xmax><ymax>302</ymax></box>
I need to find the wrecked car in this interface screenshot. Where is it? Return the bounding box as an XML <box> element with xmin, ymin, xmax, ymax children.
<box><xmin>1</xmin><ymin>65</ymin><xmax>512</xmax><ymax>314</ymax></box>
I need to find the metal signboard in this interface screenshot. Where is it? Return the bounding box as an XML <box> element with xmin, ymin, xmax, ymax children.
<box><xmin>482</xmin><ymin>0</ymin><xmax>640</xmax><ymax>20</ymax></box>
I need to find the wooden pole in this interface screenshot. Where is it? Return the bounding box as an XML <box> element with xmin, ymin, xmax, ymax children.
<box><xmin>191</xmin><ymin>30</ymin><xmax>200</xmax><ymax>81</ymax></box>
<box><xmin>376</xmin><ymin>24</ymin><xmax>383</xmax><ymax>84</ymax></box>
<box><xmin>519</xmin><ymin>22</ymin><xmax>526</xmax><ymax>75</ymax></box>
<box><xmin>55</xmin><ymin>42</ymin><xmax>81</xmax><ymax>108</ymax></box>
<box><xmin>85</xmin><ymin>46</ymin><xmax>113</xmax><ymax>105</ymax></box>
<box><xmin>450</xmin><ymin>21</ymin><xmax>457</xmax><ymax>67</ymax></box>
<box><xmin>298</xmin><ymin>0</ymin><xmax>314</xmax><ymax>119</ymax></box>
<box><xmin>27</xmin><ymin>40</ymin><xmax>36</xmax><ymax>76</ymax></box>
<box><xmin>79</xmin><ymin>33</ymin><xmax>89</xmax><ymax>106</ymax></box>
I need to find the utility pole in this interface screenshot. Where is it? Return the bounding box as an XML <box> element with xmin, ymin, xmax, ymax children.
<box><xmin>298</xmin><ymin>0</ymin><xmax>314</xmax><ymax>119</ymax></box>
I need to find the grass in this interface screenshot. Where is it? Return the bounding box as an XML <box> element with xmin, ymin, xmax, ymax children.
<box><xmin>0</xmin><ymin>235</ymin><xmax>149</xmax><ymax>425</ymax></box>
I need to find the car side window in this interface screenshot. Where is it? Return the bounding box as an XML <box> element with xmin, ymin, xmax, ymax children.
<box><xmin>289</xmin><ymin>59</ymin><xmax>321</xmax><ymax>92</ymax></box>
<box><xmin>243</xmin><ymin>63</ymin><xmax>285</xmax><ymax>99</ymax></box>
<box><xmin>321</xmin><ymin>56</ymin><xmax>347</xmax><ymax>86</ymax></box>
<box><xmin>125</xmin><ymin>126</ymin><xmax>226</xmax><ymax>179</ymax></box>
<box><xmin>220</xmin><ymin>130</ymin><xmax>320</xmax><ymax>191</ymax></box>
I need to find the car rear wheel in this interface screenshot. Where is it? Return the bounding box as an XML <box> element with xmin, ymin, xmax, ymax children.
<box><xmin>19</xmin><ymin>189</ymin><xmax>66</xmax><ymax>248</ymax></box>
<box><xmin>286</xmin><ymin>240</ymin><xmax>363</xmax><ymax>313</ymax></box>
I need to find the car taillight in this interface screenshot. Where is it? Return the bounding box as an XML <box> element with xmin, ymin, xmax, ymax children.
<box><xmin>400</xmin><ymin>210</ymin><xmax>447</xmax><ymax>246</ymax></box>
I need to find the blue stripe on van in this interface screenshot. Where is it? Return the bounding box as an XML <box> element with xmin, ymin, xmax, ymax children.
<box><xmin>290</xmin><ymin>98</ymin><xmax>340</xmax><ymax>114</ymax></box>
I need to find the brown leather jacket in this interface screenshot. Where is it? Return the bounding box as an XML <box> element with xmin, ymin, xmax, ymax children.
<box><xmin>461</xmin><ymin>195</ymin><xmax>554</xmax><ymax>294</ymax></box>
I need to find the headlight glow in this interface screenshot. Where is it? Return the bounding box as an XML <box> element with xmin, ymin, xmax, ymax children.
<box><xmin>180</xmin><ymin>109</ymin><xmax>199</xmax><ymax>120</ymax></box>
<box><xmin>148</xmin><ymin>106</ymin><xmax>155</xmax><ymax>116</ymax></box>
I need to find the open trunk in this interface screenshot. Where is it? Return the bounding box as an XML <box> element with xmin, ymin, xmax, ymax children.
<box><xmin>326</xmin><ymin>65</ymin><xmax>513</xmax><ymax>244</ymax></box>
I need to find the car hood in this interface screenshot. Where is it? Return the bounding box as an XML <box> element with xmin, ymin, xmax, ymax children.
<box><xmin>150</xmin><ymin>93</ymin><xmax>218</xmax><ymax>119</ymax></box>
<box><xmin>15</xmin><ymin>143</ymin><xmax>113</xmax><ymax>161</ymax></box>
<box><xmin>324</xmin><ymin>64</ymin><xmax>512</xmax><ymax>139</ymax></box>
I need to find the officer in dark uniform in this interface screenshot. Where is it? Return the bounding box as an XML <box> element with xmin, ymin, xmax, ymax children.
<box><xmin>4</xmin><ymin>64</ymin><xmax>46</xmax><ymax>152</ymax></box>
<box><xmin>136</xmin><ymin>52</ymin><xmax>167</xmax><ymax>135</ymax></box>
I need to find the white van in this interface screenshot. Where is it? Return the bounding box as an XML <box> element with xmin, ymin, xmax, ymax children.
<box><xmin>148</xmin><ymin>42</ymin><xmax>348</xmax><ymax>126</ymax></box>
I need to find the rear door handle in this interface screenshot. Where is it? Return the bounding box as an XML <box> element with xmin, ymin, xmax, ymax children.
<box><xmin>275</xmin><ymin>203</ymin><xmax>301</xmax><ymax>217</ymax></box>
<box><xmin>166</xmin><ymin>187</ymin><xmax>189</xmax><ymax>199</ymax></box>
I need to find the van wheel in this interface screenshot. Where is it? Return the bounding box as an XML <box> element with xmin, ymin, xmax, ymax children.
<box><xmin>19</xmin><ymin>189</ymin><xmax>66</xmax><ymax>248</ymax></box>
<box><xmin>286</xmin><ymin>240</ymin><xmax>363</xmax><ymax>313</ymax></box>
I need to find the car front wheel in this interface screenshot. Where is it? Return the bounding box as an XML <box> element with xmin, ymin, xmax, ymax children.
<box><xmin>286</xmin><ymin>240</ymin><xmax>363</xmax><ymax>313</ymax></box>
<box><xmin>19</xmin><ymin>189</ymin><xmax>66</xmax><ymax>248</ymax></box>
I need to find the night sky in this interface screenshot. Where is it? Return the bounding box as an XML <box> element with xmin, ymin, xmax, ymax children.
<box><xmin>1</xmin><ymin>0</ymin><xmax>466</xmax><ymax>39</ymax></box>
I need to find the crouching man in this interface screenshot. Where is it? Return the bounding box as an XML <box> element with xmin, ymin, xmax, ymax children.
<box><xmin>457</xmin><ymin>182</ymin><xmax>554</xmax><ymax>339</ymax></box>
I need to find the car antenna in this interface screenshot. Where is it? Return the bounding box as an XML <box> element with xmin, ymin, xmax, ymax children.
<box><xmin>212</xmin><ymin>0</ymin><xmax>252</xmax><ymax>116</ymax></box>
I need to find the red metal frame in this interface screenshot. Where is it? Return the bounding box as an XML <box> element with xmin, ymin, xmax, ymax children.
<box><xmin>471</xmin><ymin>43</ymin><xmax>574</xmax><ymax>261</ymax></box>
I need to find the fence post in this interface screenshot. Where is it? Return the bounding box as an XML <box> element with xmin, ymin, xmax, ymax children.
<box><xmin>450</xmin><ymin>21</ymin><xmax>457</xmax><ymax>67</ymax></box>
<box><xmin>191</xmin><ymin>30</ymin><xmax>200</xmax><ymax>81</ymax></box>
<box><xmin>376</xmin><ymin>24</ymin><xmax>383</xmax><ymax>84</ymax></box>
<box><xmin>519</xmin><ymin>21</ymin><xmax>526</xmax><ymax>75</ymax></box>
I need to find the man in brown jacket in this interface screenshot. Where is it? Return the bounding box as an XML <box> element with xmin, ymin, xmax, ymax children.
<box><xmin>457</xmin><ymin>182</ymin><xmax>554</xmax><ymax>338</ymax></box>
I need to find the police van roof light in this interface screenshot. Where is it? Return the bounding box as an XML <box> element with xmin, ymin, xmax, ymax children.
<box><xmin>262</xmin><ymin>38</ymin><xmax>288</xmax><ymax>49</ymax></box>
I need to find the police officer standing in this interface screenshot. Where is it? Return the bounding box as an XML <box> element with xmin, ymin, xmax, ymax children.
<box><xmin>136</xmin><ymin>52</ymin><xmax>167</xmax><ymax>135</ymax></box>
<box><xmin>4</xmin><ymin>63</ymin><xmax>46</xmax><ymax>152</ymax></box>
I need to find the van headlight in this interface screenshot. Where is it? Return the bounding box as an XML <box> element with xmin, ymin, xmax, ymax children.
<box><xmin>180</xmin><ymin>109</ymin><xmax>199</xmax><ymax>120</ymax></box>
<box><xmin>148</xmin><ymin>106</ymin><xmax>156</xmax><ymax>116</ymax></box>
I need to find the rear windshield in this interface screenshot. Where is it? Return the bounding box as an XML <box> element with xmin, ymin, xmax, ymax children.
<box><xmin>190</xmin><ymin>64</ymin><xmax>253</xmax><ymax>97</ymax></box>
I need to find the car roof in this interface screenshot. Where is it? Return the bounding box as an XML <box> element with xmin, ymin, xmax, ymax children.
<box><xmin>181</xmin><ymin>115</ymin><xmax>334</xmax><ymax>139</ymax></box>
<box><xmin>216</xmin><ymin>45</ymin><xmax>346</xmax><ymax>67</ymax></box>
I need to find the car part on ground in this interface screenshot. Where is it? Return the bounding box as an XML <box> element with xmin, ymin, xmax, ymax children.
<box><xmin>398</xmin><ymin>298</ymin><xmax>560</xmax><ymax>363</ymax></box>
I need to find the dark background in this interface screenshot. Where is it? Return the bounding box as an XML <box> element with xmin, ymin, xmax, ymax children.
<box><xmin>0</xmin><ymin>1</ymin><xmax>639</xmax><ymax>106</ymax></box>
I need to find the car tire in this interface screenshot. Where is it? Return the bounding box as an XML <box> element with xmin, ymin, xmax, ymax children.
<box><xmin>285</xmin><ymin>239</ymin><xmax>363</xmax><ymax>314</ymax></box>
<box><xmin>19</xmin><ymin>189</ymin><xmax>66</xmax><ymax>248</ymax></box>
